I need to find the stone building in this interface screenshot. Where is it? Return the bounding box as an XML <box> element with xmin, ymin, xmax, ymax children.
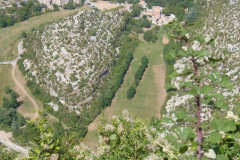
<box><xmin>139</xmin><ymin>0</ymin><xmax>176</xmax><ymax>26</ymax></box>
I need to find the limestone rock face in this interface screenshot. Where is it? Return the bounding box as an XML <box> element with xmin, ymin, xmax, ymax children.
<box><xmin>21</xmin><ymin>10</ymin><xmax>124</xmax><ymax>112</ymax></box>
<box><xmin>163</xmin><ymin>0</ymin><xmax>240</xmax><ymax>126</ymax></box>
<box><xmin>201</xmin><ymin>0</ymin><xmax>240</xmax><ymax>109</ymax></box>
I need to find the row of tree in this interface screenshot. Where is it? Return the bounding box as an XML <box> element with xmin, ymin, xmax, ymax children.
<box><xmin>127</xmin><ymin>56</ymin><xmax>148</xmax><ymax>99</ymax></box>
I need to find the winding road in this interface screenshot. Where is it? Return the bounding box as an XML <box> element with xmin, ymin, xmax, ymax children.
<box><xmin>0</xmin><ymin>41</ymin><xmax>30</xmax><ymax>155</ymax></box>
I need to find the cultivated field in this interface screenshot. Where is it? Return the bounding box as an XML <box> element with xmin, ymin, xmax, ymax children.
<box><xmin>85</xmin><ymin>32</ymin><xmax>167</xmax><ymax>149</ymax></box>
<box><xmin>0</xmin><ymin>6</ymin><xmax>89</xmax><ymax>62</ymax></box>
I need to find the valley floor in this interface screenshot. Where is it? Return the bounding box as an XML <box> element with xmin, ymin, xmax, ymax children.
<box><xmin>85</xmin><ymin>32</ymin><xmax>167</xmax><ymax>149</ymax></box>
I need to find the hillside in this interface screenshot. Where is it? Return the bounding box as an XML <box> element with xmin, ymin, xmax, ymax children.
<box><xmin>163</xmin><ymin>0</ymin><xmax>239</xmax><ymax>124</ymax></box>
<box><xmin>201</xmin><ymin>0</ymin><xmax>239</xmax><ymax>105</ymax></box>
<box><xmin>18</xmin><ymin>10</ymin><xmax>124</xmax><ymax>113</ymax></box>
<box><xmin>1</xmin><ymin>0</ymin><xmax>239</xmax><ymax>159</ymax></box>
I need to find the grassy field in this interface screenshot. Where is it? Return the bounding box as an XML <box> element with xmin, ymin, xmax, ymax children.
<box><xmin>0</xmin><ymin>6</ymin><xmax>89</xmax><ymax>62</ymax></box>
<box><xmin>85</xmin><ymin>32</ymin><xmax>167</xmax><ymax>149</ymax></box>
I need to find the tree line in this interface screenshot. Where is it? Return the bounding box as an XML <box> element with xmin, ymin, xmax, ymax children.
<box><xmin>127</xmin><ymin>55</ymin><xmax>148</xmax><ymax>99</ymax></box>
<box><xmin>0</xmin><ymin>0</ymin><xmax>46</xmax><ymax>28</ymax></box>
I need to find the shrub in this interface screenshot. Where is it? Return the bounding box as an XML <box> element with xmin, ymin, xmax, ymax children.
<box><xmin>143</xmin><ymin>27</ymin><xmax>159</xmax><ymax>43</ymax></box>
<box><xmin>143</xmin><ymin>30</ymin><xmax>153</xmax><ymax>42</ymax></box>
<box><xmin>20</xmin><ymin>31</ymin><xmax>27</xmax><ymax>38</ymax></box>
<box><xmin>53</xmin><ymin>4</ymin><xmax>60</xmax><ymax>11</ymax></box>
<box><xmin>127</xmin><ymin>86</ymin><xmax>136</xmax><ymax>99</ymax></box>
<box><xmin>3</xmin><ymin>86</ymin><xmax>12</xmax><ymax>94</ymax></box>
<box><xmin>141</xmin><ymin>55</ymin><xmax>148</xmax><ymax>66</ymax></box>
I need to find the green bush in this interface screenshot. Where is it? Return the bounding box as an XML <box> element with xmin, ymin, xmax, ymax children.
<box><xmin>127</xmin><ymin>86</ymin><xmax>136</xmax><ymax>99</ymax></box>
<box><xmin>143</xmin><ymin>30</ymin><xmax>153</xmax><ymax>42</ymax></box>
<box><xmin>20</xmin><ymin>31</ymin><xmax>27</xmax><ymax>38</ymax></box>
<box><xmin>143</xmin><ymin>27</ymin><xmax>159</xmax><ymax>43</ymax></box>
<box><xmin>53</xmin><ymin>4</ymin><xmax>60</xmax><ymax>11</ymax></box>
<box><xmin>141</xmin><ymin>55</ymin><xmax>149</xmax><ymax>66</ymax></box>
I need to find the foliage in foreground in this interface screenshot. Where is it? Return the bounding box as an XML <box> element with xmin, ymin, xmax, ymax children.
<box><xmin>162</xmin><ymin>20</ymin><xmax>240</xmax><ymax>159</ymax></box>
<box><xmin>0</xmin><ymin>145</ymin><xmax>17</xmax><ymax>160</ymax></box>
<box><xmin>28</xmin><ymin>108</ymin><xmax>239</xmax><ymax>159</ymax></box>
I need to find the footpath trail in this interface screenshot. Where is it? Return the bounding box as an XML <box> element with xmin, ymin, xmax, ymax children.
<box><xmin>12</xmin><ymin>63</ymin><xmax>39</xmax><ymax>120</ymax></box>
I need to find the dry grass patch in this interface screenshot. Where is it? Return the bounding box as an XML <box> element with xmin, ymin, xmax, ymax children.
<box><xmin>162</xmin><ymin>34</ymin><xmax>169</xmax><ymax>44</ymax></box>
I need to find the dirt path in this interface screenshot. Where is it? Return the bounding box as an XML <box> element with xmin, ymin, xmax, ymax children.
<box><xmin>162</xmin><ymin>35</ymin><xmax>169</xmax><ymax>44</ymax></box>
<box><xmin>12</xmin><ymin>63</ymin><xmax>39</xmax><ymax>120</ymax></box>
<box><xmin>153</xmin><ymin>62</ymin><xmax>167</xmax><ymax>118</ymax></box>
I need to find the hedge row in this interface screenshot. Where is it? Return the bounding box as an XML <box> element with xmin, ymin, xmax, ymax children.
<box><xmin>127</xmin><ymin>56</ymin><xmax>148</xmax><ymax>99</ymax></box>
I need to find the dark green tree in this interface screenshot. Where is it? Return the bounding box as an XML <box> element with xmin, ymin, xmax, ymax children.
<box><xmin>127</xmin><ymin>86</ymin><xmax>136</xmax><ymax>99</ymax></box>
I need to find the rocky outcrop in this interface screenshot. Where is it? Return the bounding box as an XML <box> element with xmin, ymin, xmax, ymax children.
<box><xmin>20</xmin><ymin>10</ymin><xmax>124</xmax><ymax>113</ymax></box>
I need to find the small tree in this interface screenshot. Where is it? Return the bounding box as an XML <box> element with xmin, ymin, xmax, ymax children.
<box><xmin>143</xmin><ymin>30</ymin><xmax>153</xmax><ymax>42</ymax></box>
